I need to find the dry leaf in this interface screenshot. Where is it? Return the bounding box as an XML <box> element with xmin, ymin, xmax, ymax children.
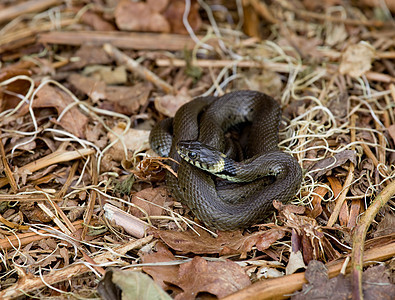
<box><xmin>66</xmin><ymin>45</ymin><xmax>112</xmax><ymax>70</ymax></box>
<box><xmin>339</xmin><ymin>42</ymin><xmax>376</xmax><ymax>77</ymax></box>
<box><xmin>154</xmin><ymin>88</ymin><xmax>192</xmax><ymax>117</ymax></box>
<box><xmin>68</xmin><ymin>73</ymin><xmax>106</xmax><ymax>102</ymax></box>
<box><xmin>115</xmin><ymin>0</ymin><xmax>170</xmax><ymax>32</ymax></box>
<box><xmin>286</xmin><ymin>250</ymin><xmax>306</xmax><ymax>275</ymax></box>
<box><xmin>98</xmin><ymin>269</ymin><xmax>172</xmax><ymax>300</ymax></box>
<box><xmin>107</xmin><ymin>123</ymin><xmax>150</xmax><ymax>161</ymax></box>
<box><xmin>100</xmin><ymin>83</ymin><xmax>151</xmax><ymax>115</ymax></box>
<box><xmin>83</xmin><ymin>65</ymin><xmax>127</xmax><ymax>85</ymax></box>
<box><xmin>141</xmin><ymin>242</ymin><xmax>179</xmax><ymax>290</ymax></box>
<box><xmin>131</xmin><ymin>187</ymin><xmax>168</xmax><ymax>219</ymax></box>
<box><xmin>33</xmin><ymin>85</ymin><xmax>89</xmax><ymax>138</ymax></box>
<box><xmin>171</xmin><ymin>256</ymin><xmax>251</xmax><ymax>300</ymax></box>
<box><xmin>155</xmin><ymin>227</ymin><xmax>287</xmax><ymax>256</ymax></box>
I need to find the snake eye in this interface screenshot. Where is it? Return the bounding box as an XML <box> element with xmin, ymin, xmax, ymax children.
<box><xmin>188</xmin><ymin>151</ymin><xmax>197</xmax><ymax>159</ymax></box>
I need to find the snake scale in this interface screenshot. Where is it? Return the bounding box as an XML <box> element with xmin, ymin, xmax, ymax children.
<box><xmin>149</xmin><ymin>90</ymin><xmax>302</xmax><ymax>230</ymax></box>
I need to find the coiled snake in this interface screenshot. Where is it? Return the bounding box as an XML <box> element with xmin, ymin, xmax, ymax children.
<box><xmin>150</xmin><ymin>90</ymin><xmax>302</xmax><ymax>230</ymax></box>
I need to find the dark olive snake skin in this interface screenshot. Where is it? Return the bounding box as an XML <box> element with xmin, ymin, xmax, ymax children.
<box><xmin>149</xmin><ymin>90</ymin><xmax>302</xmax><ymax>230</ymax></box>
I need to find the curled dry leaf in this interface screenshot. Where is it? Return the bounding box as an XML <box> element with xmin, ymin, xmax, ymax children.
<box><xmin>131</xmin><ymin>157</ymin><xmax>167</xmax><ymax>182</ymax></box>
<box><xmin>107</xmin><ymin>123</ymin><xmax>150</xmax><ymax>161</ymax></box>
<box><xmin>339</xmin><ymin>41</ymin><xmax>376</xmax><ymax>77</ymax></box>
<box><xmin>154</xmin><ymin>227</ymin><xmax>287</xmax><ymax>256</ymax></box>
<box><xmin>154</xmin><ymin>88</ymin><xmax>192</xmax><ymax>117</ymax></box>
<box><xmin>32</xmin><ymin>85</ymin><xmax>89</xmax><ymax>138</ymax></box>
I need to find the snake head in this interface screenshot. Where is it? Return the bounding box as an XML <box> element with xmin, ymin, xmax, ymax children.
<box><xmin>176</xmin><ymin>141</ymin><xmax>226</xmax><ymax>172</ymax></box>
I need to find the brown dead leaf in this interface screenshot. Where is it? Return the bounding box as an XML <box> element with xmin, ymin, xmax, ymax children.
<box><xmin>274</xmin><ymin>201</ymin><xmax>341</xmax><ymax>263</ymax></box>
<box><xmin>171</xmin><ymin>256</ymin><xmax>251</xmax><ymax>300</ymax></box>
<box><xmin>131</xmin><ymin>157</ymin><xmax>167</xmax><ymax>182</ymax></box>
<box><xmin>107</xmin><ymin>123</ymin><xmax>150</xmax><ymax>161</ymax></box>
<box><xmin>373</xmin><ymin>209</ymin><xmax>395</xmax><ymax>238</ymax></box>
<box><xmin>115</xmin><ymin>0</ymin><xmax>170</xmax><ymax>33</ymax></box>
<box><xmin>339</xmin><ymin>42</ymin><xmax>376</xmax><ymax>78</ymax></box>
<box><xmin>155</xmin><ymin>227</ymin><xmax>287</xmax><ymax>256</ymax></box>
<box><xmin>141</xmin><ymin>242</ymin><xmax>179</xmax><ymax>291</ymax></box>
<box><xmin>26</xmin><ymin>85</ymin><xmax>89</xmax><ymax>138</ymax></box>
<box><xmin>154</xmin><ymin>88</ymin><xmax>192</xmax><ymax>117</ymax></box>
<box><xmin>68</xmin><ymin>73</ymin><xmax>106</xmax><ymax>102</ymax></box>
<box><xmin>147</xmin><ymin>0</ymin><xmax>169</xmax><ymax>13</ymax></box>
<box><xmin>130</xmin><ymin>187</ymin><xmax>168</xmax><ymax>219</ymax></box>
<box><xmin>100</xmin><ymin>83</ymin><xmax>151</xmax><ymax>115</ymax></box>
<box><xmin>65</xmin><ymin>45</ymin><xmax>112</xmax><ymax>70</ymax></box>
<box><xmin>0</xmin><ymin>67</ymin><xmax>32</xmax><ymax>113</ymax></box>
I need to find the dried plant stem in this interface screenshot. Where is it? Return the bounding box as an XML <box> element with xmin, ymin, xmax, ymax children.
<box><xmin>351</xmin><ymin>180</ymin><xmax>395</xmax><ymax>299</ymax></box>
<box><xmin>327</xmin><ymin>114</ymin><xmax>357</xmax><ymax>227</ymax></box>
<box><xmin>81</xmin><ymin>158</ymin><xmax>98</xmax><ymax>239</ymax></box>
<box><xmin>0</xmin><ymin>147</ymin><xmax>94</xmax><ymax>189</ymax></box>
<box><xmin>56</xmin><ymin>161</ymin><xmax>79</xmax><ymax>198</ymax></box>
<box><xmin>103</xmin><ymin>43</ymin><xmax>175</xmax><ymax>94</ymax></box>
<box><xmin>0</xmin><ymin>0</ymin><xmax>62</xmax><ymax>24</ymax></box>
<box><xmin>0</xmin><ymin>220</ymin><xmax>83</xmax><ymax>250</ymax></box>
<box><xmin>0</xmin><ymin>135</ymin><xmax>17</xmax><ymax>192</ymax></box>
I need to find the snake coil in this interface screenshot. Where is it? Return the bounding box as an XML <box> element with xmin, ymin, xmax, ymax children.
<box><xmin>150</xmin><ymin>90</ymin><xmax>302</xmax><ymax>230</ymax></box>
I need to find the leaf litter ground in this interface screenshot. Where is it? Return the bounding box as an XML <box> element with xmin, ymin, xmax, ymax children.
<box><xmin>0</xmin><ymin>0</ymin><xmax>394</xmax><ymax>299</ymax></box>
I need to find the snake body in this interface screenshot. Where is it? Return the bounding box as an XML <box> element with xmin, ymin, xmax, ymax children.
<box><xmin>150</xmin><ymin>90</ymin><xmax>302</xmax><ymax>230</ymax></box>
